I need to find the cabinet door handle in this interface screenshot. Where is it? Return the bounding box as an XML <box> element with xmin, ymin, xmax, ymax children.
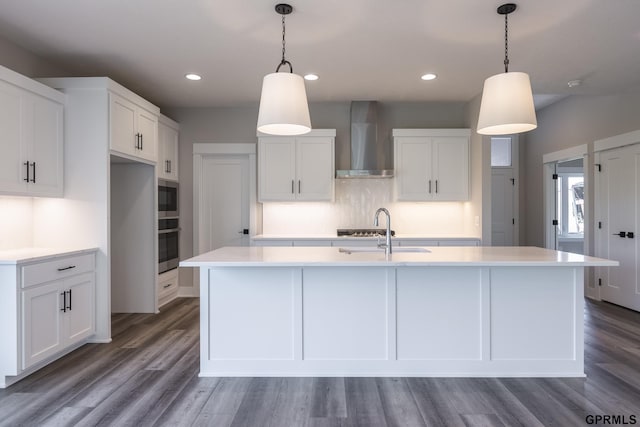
<box><xmin>169</xmin><ymin>160</ymin><xmax>171</xmax><ymax>173</ymax></box>
<box><xmin>298</xmin><ymin>180</ymin><xmax>301</xmax><ymax>193</ymax></box>
<box><xmin>291</xmin><ymin>180</ymin><xmax>294</xmax><ymax>194</ymax></box>
<box><xmin>140</xmin><ymin>134</ymin><xmax>143</xmax><ymax>150</ymax></box>
<box><xmin>435</xmin><ymin>180</ymin><xmax>438</xmax><ymax>194</ymax></box>
<box><xmin>31</xmin><ymin>162</ymin><xmax>36</xmax><ymax>183</ymax></box>
<box><xmin>60</xmin><ymin>291</ymin><xmax>67</xmax><ymax>313</ymax></box>
<box><xmin>68</xmin><ymin>289</ymin><xmax>72</xmax><ymax>311</ymax></box>
<box><xmin>23</xmin><ymin>161</ymin><xmax>30</xmax><ymax>182</ymax></box>
<box><xmin>428</xmin><ymin>180</ymin><xmax>431</xmax><ymax>194</ymax></box>
<box><xmin>57</xmin><ymin>265</ymin><xmax>76</xmax><ymax>271</ymax></box>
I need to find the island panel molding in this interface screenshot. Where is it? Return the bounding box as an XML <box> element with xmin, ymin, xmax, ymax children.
<box><xmin>302</xmin><ymin>267</ymin><xmax>391</xmax><ymax>361</ymax></box>
<box><xmin>182</xmin><ymin>246</ymin><xmax>617</xmax><ymax>377</ymax></box>
<box><xmin>396</xmin><ymin>267</ymin><xmax>483</xmax><ymax>361</ymax></box>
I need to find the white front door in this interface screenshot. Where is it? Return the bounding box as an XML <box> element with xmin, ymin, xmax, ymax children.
<box><xmin>598</xmin><ymin>143</ymin><xmax>640</xmax><ymax>311</ymax></box>
<box><xmin>491</xmin><ymin>168</ymin><xmax>514</xmax><ymax>246</ymax></box>
<box><xmin>200</xmin><ymin>155</ymin><xmax>250</xmax><ymax>252</ymax></box>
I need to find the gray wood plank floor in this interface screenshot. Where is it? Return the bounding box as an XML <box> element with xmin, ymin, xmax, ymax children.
<box><xmin>2</xmin><ymin>297</ymin><xmax>639</xmax><ymax>426</ymax></box>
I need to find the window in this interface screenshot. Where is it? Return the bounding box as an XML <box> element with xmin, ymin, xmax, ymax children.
<box><xmin>491</xmin><ymin>137</ymin><xmax>512</xmax><ymax>167</ymax></box>
<box><xmin>556</xmin><ymin>173</ymin><xmax>584</xmax><ymax>236</ymax></box>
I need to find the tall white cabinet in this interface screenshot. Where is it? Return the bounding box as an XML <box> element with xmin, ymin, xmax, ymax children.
<box><xmin>0</xmin><ymin>65</ymin><xmax>64</xmax><ymax>197</ymax></box>
<box><xmin>394</xmin><ymin>129</ymin><xmax>470</xmax><ymax>201</ymax></box>
<box><xmin>37</xmin><ymin>77</ymin><xmax>160</xmax><ymax>342</ymax></box>
<box><xmin>258</xmin><ymin>129</ymin><xmax>335</xmax><ymax>202</ymax></box>
<box><xmin>157</xmin><ymin>114</ymin><xmax>180</xmax><ymax>308</ymax></box>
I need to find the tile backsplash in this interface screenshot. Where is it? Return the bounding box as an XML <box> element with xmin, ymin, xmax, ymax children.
<box><xmin>262</xmin><ymin>179</ymin><xmax>478</xmax><ymax>237</ymax></box>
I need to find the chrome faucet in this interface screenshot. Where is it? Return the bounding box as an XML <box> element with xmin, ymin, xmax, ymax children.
<box><xmin>374</xmin><ymin>207</ymin><xmax>392</xmax><ymax>256</ymax></box>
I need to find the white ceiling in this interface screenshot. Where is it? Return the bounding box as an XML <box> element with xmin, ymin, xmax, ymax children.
<box><xmin>1</xmin><ymin>0</ymin><xmax>639</xmax><ymax>110</ymax></box>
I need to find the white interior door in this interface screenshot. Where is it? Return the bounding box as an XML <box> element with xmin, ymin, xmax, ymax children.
<box><xmin>200</xmin><ymin>155</ymin><xmax>250</xmax><ymax>252</ymax></box>
<box><xmin>491</xmin><ymin>168</ymin><xmax>514</xmax><ymax>246</ymax></box>
<box><xmin>598</xmin><ymin>144</ymin><xmax>640</xmax><ymax>311</ymax></box>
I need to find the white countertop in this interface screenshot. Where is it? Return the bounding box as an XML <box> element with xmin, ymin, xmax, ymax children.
<box><xmin>251</xmin><ymin>234</ymin><xmax>480</xmax><ymax>241</ymax></box>
<box><xmin>0</xmin><ymin>247</ymin><xmax>99</xmax><ymax>265</ymax></box>
<box><xmin>180</xmin><ymin>246</ymin><xmax>618</xmax><ymax>268</ymax></box>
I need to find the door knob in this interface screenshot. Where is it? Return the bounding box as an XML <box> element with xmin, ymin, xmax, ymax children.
<box><xmin>613</xmin><ymin>232</ymin><xmax>627</xmax><ymax>238</ymax></box>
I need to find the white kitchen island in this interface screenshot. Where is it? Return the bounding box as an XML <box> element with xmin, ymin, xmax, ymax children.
<box><xmin>180</xmin><ymin>246</ymin><xmax>617</xmax><ymax>378</ymax></box>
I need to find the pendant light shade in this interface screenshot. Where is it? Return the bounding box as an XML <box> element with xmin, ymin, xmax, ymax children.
<box><xmin>257</xmin><ymin>72</ymin><xmax>311</xmax><ymax>135</ymax></box>
<box><xmin>477</xmin><ymin>71</ymin><xmax>536</xmax><ymax>135</ymax></box>
<box><xmin>257</xmin><ymin>3</ymin><xmax>311</xmax><ymax>136</ymax></box>
<box><xmin>477</xmin><ymin>3</ymin><xmax>537</xmax><ymax>136</ymax></box>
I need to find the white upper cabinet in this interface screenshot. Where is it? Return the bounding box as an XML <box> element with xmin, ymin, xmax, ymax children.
<box><xmin>157</xmin><ymin>115</ymin><xmax>179</xmax><ymax>181</ymax></box>
<box><xmin>0</xmin><ymin>66</ymin><xmax>64</xmax><ymax>197</ymax></box>
<box><xmin>394</xmin><ymin>129</ymin><xmax>470</xmax><ymax>201</ymax></box>
<box><xmin>109</xmin><ymin>92</ymin><xmax>157</xmax><ymax>162</ymax></box>
<box><xmin>258</xmin><ymin>130</ymin><xmax>335</xmax><ymax>202</ymax></box>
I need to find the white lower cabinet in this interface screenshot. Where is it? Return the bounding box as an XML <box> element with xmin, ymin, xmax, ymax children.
<box><xmin>158</xmin><ymin>268</ymin><xmax>179</xmax><ymax>308</ymax></box>
<box><xmin>22</xmin><ymin>281</ymin><xmax>63</xmax><ymax>369</ymax></box>
<box><xmin>22</xmin><ymin>272</ymin><xmax>94</xmax><ymax>369</ymax></box>
<box><xmin>0</xmin><ymin>249</ymin><xmax>96</xmax><ymax>387</ymax></box>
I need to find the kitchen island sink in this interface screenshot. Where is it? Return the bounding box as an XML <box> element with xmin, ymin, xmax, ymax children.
<box><xmin>181</xmin><ymin>246</ymin><xmax>617</xmax><ymax>378</ymax></box>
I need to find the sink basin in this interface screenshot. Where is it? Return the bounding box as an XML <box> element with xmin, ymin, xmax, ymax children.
<box><xmin>338</xmin><ymin>247</ymin><xmax>430</xmax><ymax>254</ymax></box>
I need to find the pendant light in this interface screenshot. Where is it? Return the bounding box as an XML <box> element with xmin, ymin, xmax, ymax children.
<box><xmin>257</xmin><ymin>3</ymin><xmax>311</xmax><ymax>136</ymax></box>
<box><xmin>477</xmin><ymin>3</ymin><xmax>537</xmax><ymax>135</ymax></box>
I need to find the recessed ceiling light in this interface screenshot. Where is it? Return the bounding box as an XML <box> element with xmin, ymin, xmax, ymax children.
<box><xmin>567</xmin><ymin>79</ymin><xmax>581</xmax><ymax>88</ymax></box>
<box><xmin>304</xmin><ymin>74</ymin><xmax>319</xmax><ymax>81</ymax></box>
<box><xmin>185</xmin><ymin>73</ymin><xmax>202</xmax><ymax>81</ymax></box>
<box><xmin>421</xmin><ymin>73</ymin><xmax>437</xmax><ymax>81</ymax></box>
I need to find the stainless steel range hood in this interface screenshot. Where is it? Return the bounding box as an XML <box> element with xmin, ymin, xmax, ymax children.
<box><xmin>336</xmin><ymin>101</ymin><xmax>394</xmax><ymax>178</ymax></box>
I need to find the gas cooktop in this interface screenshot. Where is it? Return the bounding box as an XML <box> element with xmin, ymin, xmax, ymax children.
<box><xmin>337</xmin><ymin>228</ymin><xmax>396</xmax><ymax>238</ymax></box>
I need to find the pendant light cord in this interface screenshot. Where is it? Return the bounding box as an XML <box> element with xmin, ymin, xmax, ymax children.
<box><xmin>504</xmin><ymin>12</ymin><xmax>509</xmax><ymax>73</ymax></box>
<box><xmin>276</xmin><ymin>13</ymin><xmax>293</xmax><ymax>73</ymax></box>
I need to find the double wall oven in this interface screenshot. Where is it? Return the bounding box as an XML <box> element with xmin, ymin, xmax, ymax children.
<box><xmin>158</xmin><ymin>179</ymin><xmax>179</xmax><ymax>274</ymax></box>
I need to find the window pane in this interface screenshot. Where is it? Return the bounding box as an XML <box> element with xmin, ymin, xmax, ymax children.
<box><xmin>556</xmin><ymin>176</ymin><xmax>563</xmax><ymax>235</ymax></box>
<box><xmin>567</xmin><ymin>176</ymin><xmax>584</xmax><ymax>234</ymax></box>
<box><xmin>491</xmin><ymin>137</ymin><xmax>512</xmax><ymax>167</ymax></box>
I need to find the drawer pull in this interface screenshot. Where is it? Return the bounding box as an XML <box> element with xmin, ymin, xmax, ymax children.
<box><xmin>57</xmin><ymin>265</ymin><xmax>76</xmax><ymax>272</ymax></box>
<box><xmin>163</xmin><ymin>283</ymin><xmax>173</xmax><ymax>289</ymax></box>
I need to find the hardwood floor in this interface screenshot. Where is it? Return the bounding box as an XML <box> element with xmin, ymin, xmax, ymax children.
<box><xmin>1</xmin><ymin>297</ymin><xmax>639</xmax><ymax>426</ymax></box>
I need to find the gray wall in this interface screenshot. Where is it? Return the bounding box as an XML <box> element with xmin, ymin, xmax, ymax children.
<box><xmin>0</xmin><ymin>36</ymin><xmax>69</xmax><ymax>77</ymax></box>
<box><xmin>523</xmin><ymin>88</ymin><xmax>640</xmax><ymax>248</ymax></box>
<box><xmin>163</xmin><ymin>102</ymin><xmax>468</xmax><ymax>289</ymax></box>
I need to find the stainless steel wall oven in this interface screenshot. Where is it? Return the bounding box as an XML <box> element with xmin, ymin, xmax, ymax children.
<box><xmin>158</xmin><ymin>179</ymin><xmax>178</xmax><ymax>218</ymax></box>
<box><xmin>159</xmin><ymin>218</ymin><xmax>179</xmax><ymax>273</ymax></box>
